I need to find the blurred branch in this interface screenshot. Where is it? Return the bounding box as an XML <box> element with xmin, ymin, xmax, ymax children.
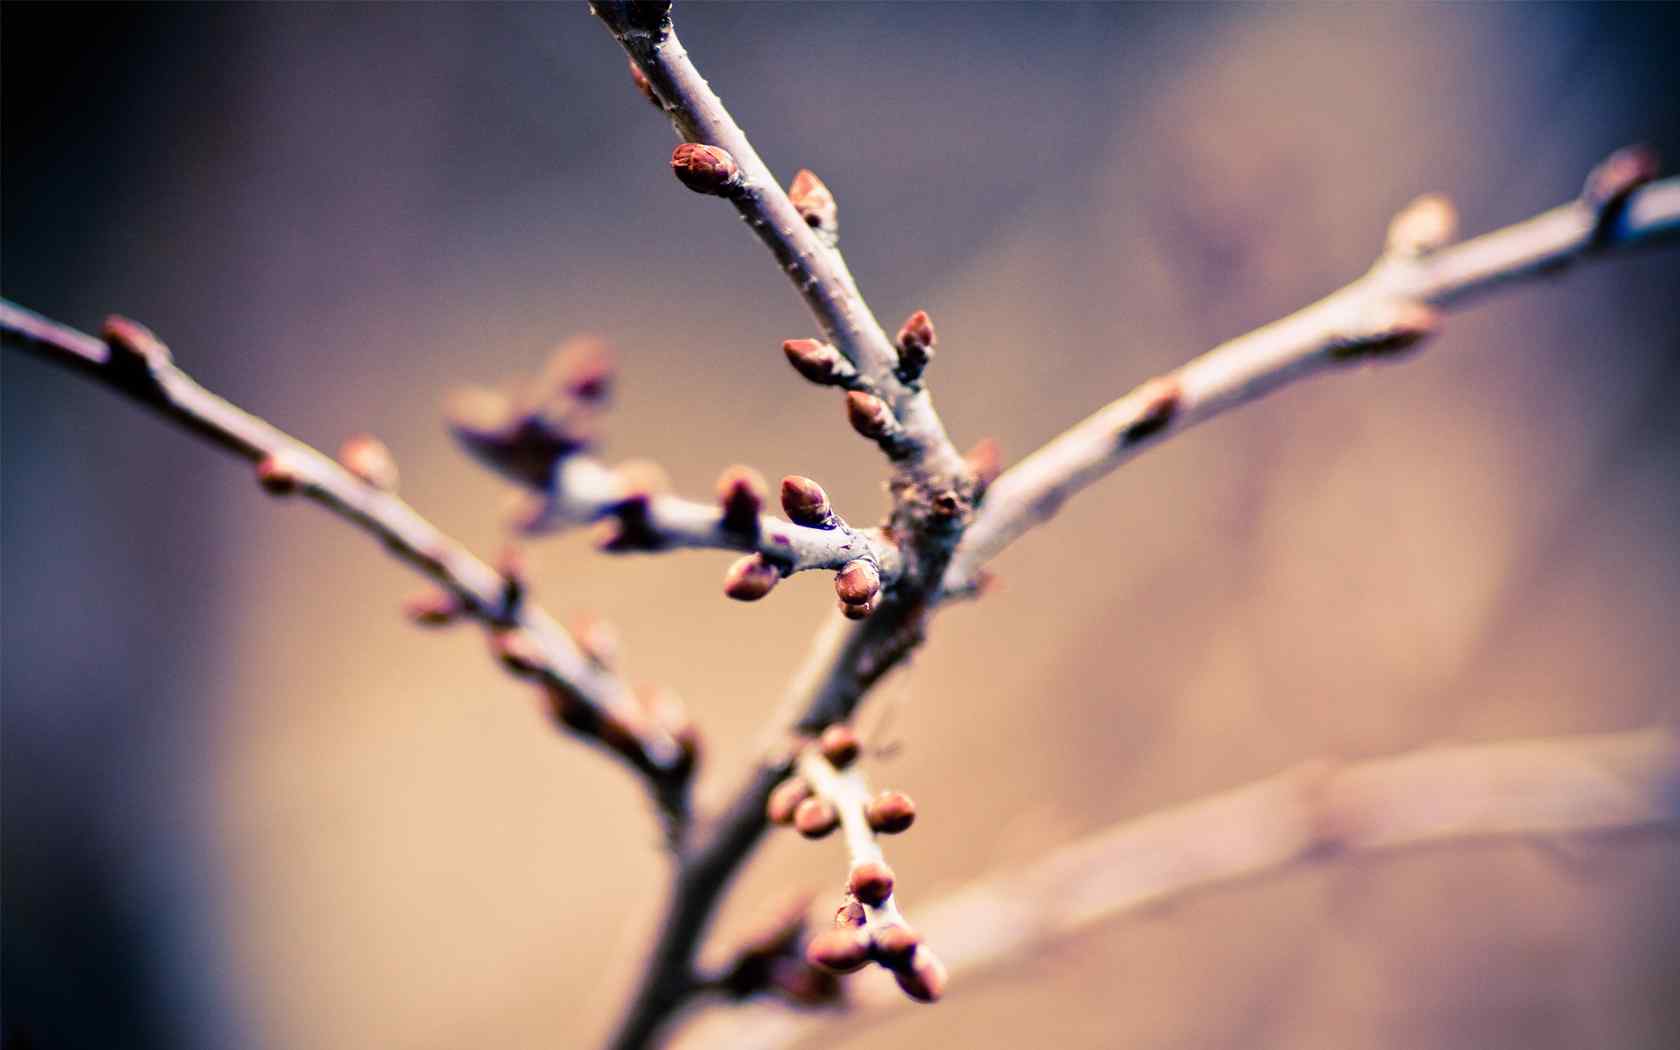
<box><xmin>693</xmin><ymin>727</ymin><xmax>1680</xmax><ymax>1050</ymax></box>
<box><xmin>0</xmin><ymin>301</ymin><xmax>698</xmax><ymax>825</ymax></box>
<box><xmin>946</xmin><ymin>152</ymin><xmax>1680</xmax><ymax>590</ymax></box>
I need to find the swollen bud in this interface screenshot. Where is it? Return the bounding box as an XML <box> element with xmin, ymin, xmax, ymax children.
<box><xmin>845</xmin><ymin>391</ymin><xmax>893</xmax><ymax>441</ymax></box>
<box><xmin>780</xmin><ymin>475</ymin><xmax>833</xmax><ymax>527</ymax></box>
<box><xmin>782</xmin><ymin>338</ymin><xmax>849</xmax><ymax>386</ymax></box>
<box><xmin>818</xmin><ymin>723</ymin><xmax>861</xmax><ymax>768</ymax></box>
<box><xmin>806</xmin><ymin>928</ymin><xmax>871</xmax><ymax>974</ymax></box>
<box><xmin>788</xmin><ymin>169</ymin><xmax>838</xmax><ymax>233</ymax></box>
<box><xmin>723</xmin><ymin>555</ymin><xmax>781</xmax><ymax>601</ymax></box>
<box><xmin>866</xmin><ymin>791</ymin><xmax>916</xmax><ymax>834</ymax></box>
<box><xmin>670</xmin><ymin>143</ymin><xmax>740</xmax><ymax>196</ymax></box>
<box><xmin>793</xmin><ymin>797</ymin><xmax>839</xmax><ymax>839</ymax></box>
<box><xmin>834</xmin><ymin>560</ymin><xmax>881</xmax><ymax>607</ymax></box>
<box><xmin>767</xmin><ymin>777</ymin><xmax>813</xmax><ymax>825</ymax></box>
<box><xmin>896</xmin><ymin>310</ymin><xmax>937</xmax><ymax>380</ymax></box>
<box><xmin>848</xmin><ymin>861</ymin><xmax>895</xmax><ymax>906</ymax></box>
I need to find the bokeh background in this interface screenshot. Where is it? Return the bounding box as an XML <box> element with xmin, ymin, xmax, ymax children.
<box><xmin>5</xmin><ymin>3</ymin><xmax>1679</xmax><ymax>1048</ymax></box>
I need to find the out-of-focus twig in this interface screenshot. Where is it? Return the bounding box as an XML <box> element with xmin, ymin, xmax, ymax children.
<box><xmin>688</xmin><ymin>727</ymin><xmax>1680</xmax><ymax>1050</ymax></box>
<box><xmin>946</xmin><ymin>153</ymin><xmax>1680</xmax><ymax>590</ymax></box>
<box><xmin>0</xmin><ymin>301</ymin><xmax>698</xmax><ymax>824</ymax></box>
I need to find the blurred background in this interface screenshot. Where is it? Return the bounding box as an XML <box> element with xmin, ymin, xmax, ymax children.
<box><xmin>4</xmin><ymin>3</ymin><xmax>1679</xmax><ymax>1048</ymax></box>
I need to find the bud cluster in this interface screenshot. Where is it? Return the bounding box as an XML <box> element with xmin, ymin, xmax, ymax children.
<box><xmin>805</xmin><ymin>897</ymin><xmax>947</xmax><ymax>1003</ymax></box>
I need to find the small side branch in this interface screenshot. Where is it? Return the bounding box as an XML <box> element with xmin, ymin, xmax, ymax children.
<box><xmin>0</xmin><ymin>301</ymin><xmax>696</xmax><ymax>820</ymax></box>
<box><xmin>695</xmin><ymin>727</ymin><xmax>1680</xmax><ymax>1050</ymax></box>
<box><xmin>946</xmin><ymin>158</ymin><xmax>1680</xmax><ymax>591</ymax></box>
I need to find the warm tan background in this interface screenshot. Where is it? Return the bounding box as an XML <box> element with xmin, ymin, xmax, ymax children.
<box><xmin>5</xmin><ymin>3</ymin><xmax>1679</xmax><ymax>1049</ymax></box>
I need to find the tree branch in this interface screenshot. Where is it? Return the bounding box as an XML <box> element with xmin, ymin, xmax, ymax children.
<box><xmin>0</xmin><ymin>301</ymin><xmax>697</xmax><ymax>822</ymax></box>
<box><xmin>945</xmin><ymin>153</ymin><xmax>1680</xmax><ymax>590</ymax></box>
<box><xmin>691</xmin><ymin>727</ymin><xmax>1680</xmax><ymax>1050</ymax></box>
<box><xmin>591</xmin><ymin>1</ymin><xmax>968</xmax><ymax>491</ymax></box>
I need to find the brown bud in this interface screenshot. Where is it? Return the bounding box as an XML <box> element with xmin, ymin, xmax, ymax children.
<box><xmin>846</xmin><ymin>391</ymin><xmax>893</xmax><ymax>440</ymax></box>
<box><xmin>839</xmin><ymin>593</ymin><xmax>880</xmax><ymax>621</ymax></box>
<box><xmin>788</xmin><ymin>169</ymin><xmax>838</xmax><ymax>232</ymax></box>
<box><xmin>782</xmin><ymin>338</ymin><xmax>848</xmax><ymax>386</ymax></box>
<box><xmin>896</xmin><ymin>309</ymin><xmax>937</xmax><ymax>379</ymax></box>
<box><xmin>965</xmin><ymin>436</ymin><xmax>1003</xmax><ymax>494</ymax></box>
<box><xmin>894</xmin><ymin>947</ymin><xmax>948</xmax><ymax>1003</ymax></box>
<box><xmin>255</xmin><ymin>452</ymin><xmax>303</xmax><ymax>495</ymax></box>
<box><xmin>670</xmin><ymin>142</ymin><xmax>739</xmax><ymax>196</ymax></box>
<box><xmin>1385</xmin><ymin>193</ymin><xmax>1458</xmax><ymax>256</ymax></box>
<box><xmin>806</xmin><ymin>927</ymin><xmax>871</xmax><ymax>974</ymax></box>
<box><xmin>716</xmin><ymin>464</ymin><xmax>767</xmax><ymax>535</ymax></box>
<box><xmin>404</xmin><ymin>589</ymin><xmax>463</xmax><ymax>627</ymax></box>
<box><xmin>834</xmin><ymin>899</ymin><xmax>867</xmax><ymax>928</ymax></box>
<box><xmin>766</xmin><ymin>777</ymin><xmax>813</xmax><ymax>825</ymax></box>
<box><xmin>833</xmin><ymin>560</ymin><xmax>881</xmax><ymax>607</ymax></box>
<box><xmin>626</xmin><ymin>57</ymin><xmax>659</xmax><ymax>108</ymax></box>
<box><xmin>848</xmin><ymin>861</ymin><xmax>895</xmax><ymax>906</ymax></box>
<box><xmin>818</xmin><ymin>723</ymin><xmax>861</xmax><ymax>768</ymax></box>
<box><xmin>723</xmin><ymin>554</ymin><xmax>781</xmax><ymax>602</ymax></box>
<box><xmin>866</xmin><ymin>790</ymin><xmax>916</xmax><ymax>834</ymax></box>
<box><xmin>793</xmin><ymin>797</ymin><xmax>839</xmax><ymax>838</ymax></box>
<box><xmin>780</xmin><ymin>475</ymin><xmax>832</xmax><ymax>527</ymax></box>
<box><xmin>871</xmin><ymin>924</ymin><xmax>921</xmax><ymax>968</ymax></box>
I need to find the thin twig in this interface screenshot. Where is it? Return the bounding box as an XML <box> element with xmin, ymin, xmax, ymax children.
<box><xmin>592</xmin><ymin>1</ymin><xmax>967</xmax><ymax>491</ymax></box>
<box><xmin>690</xmin><ymin>727</ymin><xmax>1680</xmax><ymax>1050</ymax></box>
<box><xmin>0</xmin><ymin>301</ymin><xmax>696</xmax><ymax>822</ymax></box>
<box><xmin>945</xmin><ymin>161</ymin><xmax>1680</xmax><ymax>591</ymax></box>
